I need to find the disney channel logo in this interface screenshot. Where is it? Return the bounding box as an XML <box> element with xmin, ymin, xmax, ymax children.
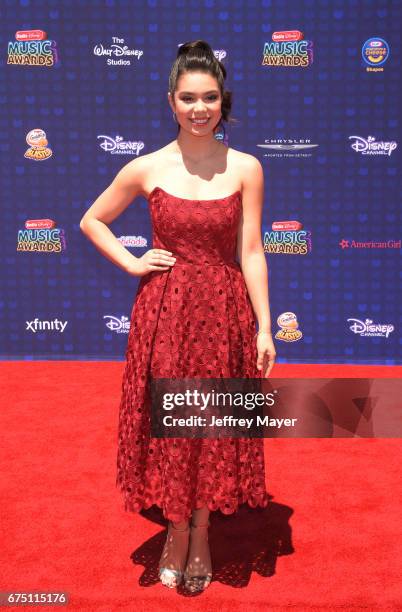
<box><xmin>97</xmin><ymin>134</ymin><xmax>145</xmax><ymax>155</ymax></box>
<box><xmin>349</xmin><ymin>135</ymin><xmax>397</xmax><ymax>157</ymax></box>
<box><xmin>103</xmin><ymin>315</ymin><xmax>130</xmax><ymax>333</ymax></box>
<box><xmin>347</xmin><ymin>318</ymin><xmax>394</xmax><ymax>338</ymax></box>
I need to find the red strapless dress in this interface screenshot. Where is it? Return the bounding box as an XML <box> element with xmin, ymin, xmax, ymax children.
<box><xmin>116</xmin><ymin>186</ymin><xmax>269</xmax><ymax>522</ymax></box>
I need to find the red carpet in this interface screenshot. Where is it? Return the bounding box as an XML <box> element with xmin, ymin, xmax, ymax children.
<box><xmin>1</xmin><ymin>362</ymin><xmax>401</xmax><ymax>611</ymax></box>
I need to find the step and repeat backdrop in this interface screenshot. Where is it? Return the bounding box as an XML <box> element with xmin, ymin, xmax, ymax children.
<box><xmin>1</xmin><ymin>0</ymin><xmax>400</xmax><ymax>363</ymax></box>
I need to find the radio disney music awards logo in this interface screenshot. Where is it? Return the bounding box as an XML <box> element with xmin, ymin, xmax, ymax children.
<box><xmin>257</xmin><ymin>138</ymin><xmax>318</xmax><ymax>158</ymax></box>
<box><xmin>93</xmin><ymin>37</ymin><xmax>144</xmax><ymax>66</ymax></box>
<box><xmin>24</xmin><ymin>129</ymin><xmax>53</xmax><ymax>161</ymax></box>
<box><xmin>349</xmin><ymin>135</ymin><xmax>397</xmax><ymax>157</ymax></box>
<box><xmin>362</xmin><ymin>37</ymin><xmax>390</xmax><ymax>72</ymax></box>
<box><xmin>26</xmin><ymin>318</ymin><xmax>68</xmax><ymax>334</ymax></box>
<box><xmin>17</xmin><ymin>219</ymin><xmax>66</xmax><ymax>253</ymax></box>
<box><xmin>103</xmin><ymin>315</ymin><xmax>130</xmax><ymax>334</ymax></box>
<box><xmin>262</xmin><ymin>30</ymin><xmax>313</xmax><ymax>67</ymax></box>
<box><xmin>275</xmin><ymin>312</ymin><xmax>303</xmax><ymax>342</ymax></box>
<box><xmin>118</xmin><ymin>235</ymin><xmax>148</xmax><ymax>248</ymax></box>
<box><xmin>7</xmin><ymin>29</ymin><xmax>59</xmax><ymax>67</ymax></box>
<box><xmin>97</xmin><ymin>134</ymin><xmax>145</xmax><ymax>156</ymax></box>
<box><xmin>347</xmin><ymin>318</ymin><xmax>394</xmax><ymax>338</ymax></box>
<box><xmin>264</xmin><ymin>220</ymin><xmax>312</xmax><ymax>255</ymax></box>
<box><xmin>339</xmin><ymin>238</ymin><xmax>401</xmax><ymax>250</ymax></box>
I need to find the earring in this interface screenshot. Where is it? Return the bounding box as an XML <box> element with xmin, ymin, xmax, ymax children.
<box><xmin>172</xmin><ymin>112</ymin><xmax>177</xmax><ymax>123</ymax></box>
<box><xmin>213</xmin><ymin>119</ymin><xmax>225</xmax><ymax>141</ymax></box>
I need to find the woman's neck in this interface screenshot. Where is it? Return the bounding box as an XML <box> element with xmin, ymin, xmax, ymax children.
<box><xmin>174</xmin><ymin>131</ymin><xmax>221</xmax><ymax>163</ymax></box>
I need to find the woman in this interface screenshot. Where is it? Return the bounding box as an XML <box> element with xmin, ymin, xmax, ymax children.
<box><xmin>80</xmin><ymin>39</ymin><xmax>276</xmax><ymax>593</ymax></box>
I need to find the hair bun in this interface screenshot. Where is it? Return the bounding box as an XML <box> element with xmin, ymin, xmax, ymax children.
<box><xmin>177</xmin><ymin>40</ymin><xmax>214</xmax><ymax>58</ymax></box>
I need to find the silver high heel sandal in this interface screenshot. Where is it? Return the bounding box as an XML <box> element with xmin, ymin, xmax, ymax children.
<box><xmin>183</xmin><ymin>520</ymin><xmax>212</xmax><ymax>593</ymax></box>
<box><xmin>158</xmin><ymin>520</ymin><xmax>190</xmax><ymax>589</ymax></box>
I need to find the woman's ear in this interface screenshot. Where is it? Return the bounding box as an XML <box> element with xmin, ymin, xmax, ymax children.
<box><xmin>167</xmin><ymin>91</ymin><xmax>175</xmax><ymax>114</ymax></box>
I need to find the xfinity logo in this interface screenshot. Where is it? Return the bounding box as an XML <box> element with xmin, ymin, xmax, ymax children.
<box><xmin>26</xmin><ymin>318</ymin><xmax>68</xmax><ymax>333</ymax></box>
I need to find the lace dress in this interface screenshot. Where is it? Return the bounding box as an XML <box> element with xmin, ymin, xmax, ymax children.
<box><xmin>116</xmin><ymin>186</ymin><xmax>269</xmax><ymax>522</ymax></box>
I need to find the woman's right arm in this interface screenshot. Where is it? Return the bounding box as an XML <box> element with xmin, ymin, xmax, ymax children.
<box><xmin>79</xmin><ymin>157</ymin><xmax>176</xmax><ymax>276</ymax></box>
<box><xmin>79</xmin><ymin>158</ymin><xmax>144</xmax><ymax>274</ymax></box>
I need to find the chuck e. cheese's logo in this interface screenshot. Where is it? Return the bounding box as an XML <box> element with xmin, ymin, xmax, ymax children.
<box><xmin>275</xmin><ymin>312</ymin><xmax>303</xmax><ymax>343</ymax></box>
<box><xmin>7</xmin><ymin>30</ymin><xmax>59</xmax><ymax>67</ymax></box>
<box><xmin>24</xmin><ymin>129</ymin><xmax>53</xmax><ymax>161</ymax></box>
<box><xmin>262</xmin><ymin>30</ymin><xmax>313</xmax><ymax>67</ymax></box>
<box><xmin>17</xmin><ymin>219</ymin><xmax>66</xmax><ymax>253</ymax></box>
<box><xmin>264</xmin><ymin>220</ymin><xmax>312</xmax><ymax>255</ymax></box>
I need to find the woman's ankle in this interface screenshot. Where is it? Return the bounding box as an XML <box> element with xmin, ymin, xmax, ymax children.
<box><xmin>191</xmin><ymin>506</ymin><xmax>210</xmax><ymax>527</ymax></box>
<box><xmin>170</xmin><ymin>519</ymin><xmax>189</xmax><ymax>531</ymax></box>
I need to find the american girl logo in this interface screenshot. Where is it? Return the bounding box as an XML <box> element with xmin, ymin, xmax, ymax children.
<box><xmin>7</xmin><ymin>30</ymin><xmax>59</xmax><ymax>67</ymax></box>
<box><xmin>262</xmin><ymin>30</ymin><xmax>313</xmax><ymax>67</ymax></box>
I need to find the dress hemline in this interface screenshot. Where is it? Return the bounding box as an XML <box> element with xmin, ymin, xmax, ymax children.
<box><xmin>118</xmin><ymin>483</ymin><xmax>271</xmax><ymax>524</ymax></box>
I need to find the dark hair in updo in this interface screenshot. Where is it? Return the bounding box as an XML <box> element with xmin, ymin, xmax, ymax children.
<box><xmin>168</xmin><ymin>39</ymin><xmax>237</xmax><ymax>135</ymax></box>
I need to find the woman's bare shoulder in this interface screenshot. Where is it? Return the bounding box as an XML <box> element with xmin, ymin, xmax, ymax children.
<box><xmin>116</xmin><ymin>146</ymin><xmax>170</xmax><ymax>196</ymax></box>
<box><xmin>227</xmin><ymin>146</ymin><xmax>262</xmax><ymax>166</ymax></box>
<box><xmin>227</xmin><ymin>147</ymin><xmax>263</xmax><ymax>183</ymax></box>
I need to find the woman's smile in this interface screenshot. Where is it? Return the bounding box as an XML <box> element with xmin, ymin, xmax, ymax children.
<box><xmin>190</xmin><ymin>117</ymin><xmax>210</xmax><ymax>125</ymax></box>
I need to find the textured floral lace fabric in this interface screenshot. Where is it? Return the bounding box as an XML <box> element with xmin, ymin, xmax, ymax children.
<box><xmin>116</xmin><ymin>186</ymin><xmax>269</xmax><ymax>522</ymax></box>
